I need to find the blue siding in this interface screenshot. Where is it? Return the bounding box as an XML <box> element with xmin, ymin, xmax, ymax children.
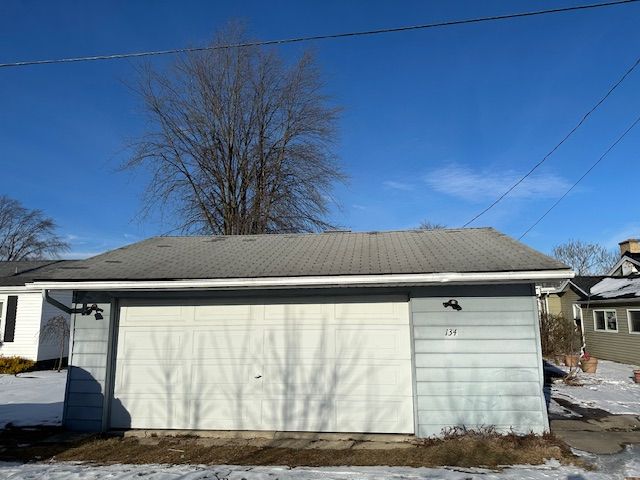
<box><xmin>63</xmin><ymin>302</ymin><xmax>111</xmax><ymax>431</ymax></box>
<box><xmin>410</xmin><ymin>285</ymin><xmax>548</xmax><ymax>437</ymax></box>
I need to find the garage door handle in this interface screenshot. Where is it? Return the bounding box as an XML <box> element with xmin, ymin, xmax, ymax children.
<box><xmin>254</xmin><ymin>375</ymin><xmax>262</xmax><ymax>379</ymax></box>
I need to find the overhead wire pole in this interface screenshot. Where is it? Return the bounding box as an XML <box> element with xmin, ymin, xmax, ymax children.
<box><xmin>0</xmin><ymin>0</ymin><xmax>639</xmax><ymax>69</ymax></box>
<box><xmin>518</xmin><ymin>112</ymin><xmax>640</xmax><ymax>240</ymax></box>
<box><xmin>462</xmin><ymin>53</ymin><xmax>640</xmax><ymax>228</ymax></box>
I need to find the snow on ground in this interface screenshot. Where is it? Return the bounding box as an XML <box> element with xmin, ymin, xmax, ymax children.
<box><xmin>0</xmin><ymin>370</ymin><xmax>66</xmax><ymax>428</ymax></box>
<box><xmin>550</xmin><ymin>359</ymin><xmax>640</xmax><ymax>415</ymax></box>
<box><xmin>1</xmin><ymin>453</ymin><xmax>639</xmax><ymax>480</ymax></box>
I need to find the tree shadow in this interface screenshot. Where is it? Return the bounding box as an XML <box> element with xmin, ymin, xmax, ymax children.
<box><xmin>107</xmin><ymin>294</ymin><xmax>412</xmax><ymax>448</ymax></box>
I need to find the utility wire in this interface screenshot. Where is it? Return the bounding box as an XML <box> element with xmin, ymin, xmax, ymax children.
<box><xmin>1</xmin><ymin>0</ymin><xmax>638</xmax><ymax>69</ymax></box>
<box><xmin>462</xmin><ymin>53</ymin><xmax>640</xmax><ymax>227</ymax></box>
<box><xmin>518</xmin><ymin>112</ymin><xmax>640</xmax><ymax>240</ymax></box>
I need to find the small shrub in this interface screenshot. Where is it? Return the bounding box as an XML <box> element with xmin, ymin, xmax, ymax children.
<box><xmin>539</xmin><ymin>313</ymin><xmax>582</xmax><ymax>356</ymax></box>
<box><xmin>0</xmin><ymin>356</ymin><xmax>35</xmax><ymax>375</ymax></box>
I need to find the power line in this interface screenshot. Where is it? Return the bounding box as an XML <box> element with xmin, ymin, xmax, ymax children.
<box><xmin>518</xmin><ymin>112</ymin><xmax>640</xmax><ymax>240</ymax></box>
<box><xmin>1</xmin><ymin>0</ymin><xmax>638</xmax><ymax>69</ymax></box>
<box><xmin>462</xmin><ymin>53</ymin><xmax>640</xmax><ymax>227</ymax></box>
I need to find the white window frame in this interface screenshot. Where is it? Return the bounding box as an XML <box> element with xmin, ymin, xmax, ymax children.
<box><xmin>593</xmin><ymin>309</ymin><xmax>618</xmax><ymax>333</ymax></box>
<box><xmin>626</xmin><ymin>309</ymin><xmax>640</xmax><ymax>335</ymax></box>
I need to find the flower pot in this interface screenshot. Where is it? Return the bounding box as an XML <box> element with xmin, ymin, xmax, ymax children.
<box><xmin>564</xmin><ymin>354</ymin><xmax>580</xmax><ymax>367</ymax></box>
<box><xmin>634</xmin><ymin>370</ymin><xmax>640</xmax><ymax>384</ymax></box>
<box><xmin>580</xmin><ymin>357</ymin><xmax>598</xmax><ymax>373</ymax></box>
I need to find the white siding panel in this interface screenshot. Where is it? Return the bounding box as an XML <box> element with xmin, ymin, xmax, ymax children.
<box><xmin>0</xmin><ymin>292</ymin><xmax>43</xmax><ymax>361</ymax></box>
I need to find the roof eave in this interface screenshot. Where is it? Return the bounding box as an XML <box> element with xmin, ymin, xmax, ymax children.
<box><xmin>28</xmin><ymin>269</ymin><xmax>574</xmax><ymax>291</ymax></box>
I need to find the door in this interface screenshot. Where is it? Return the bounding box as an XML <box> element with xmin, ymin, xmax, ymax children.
<box><xmin>111</xmin><ymin>296</ymin><xmax>414</xmax><ymax>433</ymax></box>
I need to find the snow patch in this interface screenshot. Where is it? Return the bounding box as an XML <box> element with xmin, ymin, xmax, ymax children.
<box><xmin>551</xmin><ymin>359</ymin><xmax>640</xmax><ymax>415</ymax></box>
<box><xmin>1</xmin><ymin>460</ymin><xmax>636</xmax><ymax>480</ymax></box>
<box><xmin>0</xmin><ymin>370</ymin><xmax>66</xmax><ymax>428</ymax></box>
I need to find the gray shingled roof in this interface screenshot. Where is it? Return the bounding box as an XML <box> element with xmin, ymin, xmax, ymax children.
<box><xmin>31</xmin><ymin>228</ymin><xmax>568</xmax><ymax>282</ymax></box>
<box><xmin>0</xmin><ymin>260</ymin><xmax>75</xmax><ymax>286</ymax></box>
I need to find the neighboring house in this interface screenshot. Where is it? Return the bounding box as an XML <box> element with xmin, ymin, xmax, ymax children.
<box><xmin>538</xmin><ymin>276</ymin><xmax>605</xmax><ymax>324</ymax></box>
<box><xmin>25</xmin><ymin>228</ymin><xmax>572</xmax><ymax>436</ymax></box>
<box><xmin>579</xmin><ymin>274</ymin><xmax>640</xmax><ymax>365</ymax></box>
<box><xmin>539</xmin><ymin>239</ymin><xmax>640</xmax><ymax>366</ymax></box>
<box><xmin>579</xmin><ymin>238</ymin><xmax>640</xmax><ymax>366</ymax></box>
<box><xmin>0</xmin><ymin>261</ymin><xmax>73</xmax><ymax>362</ymax></box>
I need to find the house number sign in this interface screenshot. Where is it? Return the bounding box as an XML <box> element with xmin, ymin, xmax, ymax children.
<box><xmin>445</xmin><ymin>328</ymin><xmax>458</xmax><ymax>337</ymax></box>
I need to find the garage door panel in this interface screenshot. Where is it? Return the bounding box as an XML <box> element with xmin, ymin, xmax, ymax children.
<box><xmin>117</xmin><ymin>362</ymin><xmax>183</xmax><ymax>395</ymax></box>
<box><xmin>334</xmin><ymin>362</ymin><xmax>413</xmax><ymax>396</ymax></box>
<box><xmin>113</xmin><ymin>394</ymin><xmax>182</xmax><ymax>429</ymax></box>
<box><xmin>262</xmin><ymin>362</ymin><xmax>329</xmax><ymax>396</ymax></box>
<box><xmin>189</xmin><ymin>397</ymin><xmax>261</xmax><ymax>430</ymax></box>
<box><xmin>336</xmin><ymin>397</ymin><xmax>414</xmax><ymax>433</ymax></box>
<box><xmin>121</xmin><ymin>305</ymin><xmax>187</xmax><ymax>326</ymax></box>
<box><xmin>113</xmin><ymin>297</ymin><xmax>413</xmax><ymax>433</ymax></box>
<box><xmin>119</xmin><ymin>330</ymin><xmax>183</xmax><ymax>360</ymax></box>
<box><xmin>192</xmin><ymin>329</ymin><xmax>262</xmax><ymax>359</ymax></box>
<box><xmin>262</xmin><ymin>328</ymin><xmax>333</xmax><ymax>360</ymax></box>
<box><xmin>260</xmin><ymin>397</ymin><xmax>336</xmax><ymax>431</ymax></box>
<box><xmin>195</xmin><ymin>304</ymin><xmax>254</xmax><ymax>322</ymax></box>
<box><xmin>336</xmin><ymin>327</ymin><xmax>411</xmax><ymax>359</ymax></box>
<box><xmin>335</xmin><ymin>300</ymin><xmax>407</xmax><ymax>321</ymax></box>
<box><xmin>191</xmin><ymin>362</ymin><xmax>262</xmax><ymax>395</ymax></box>
<box><xmin>264</xmin><ymin>303</ymin><xmax>330</xmax><ymax>321</ymax></box>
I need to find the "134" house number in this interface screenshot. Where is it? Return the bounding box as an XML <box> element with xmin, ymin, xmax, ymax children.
<box><xmin>445</xmin><ymin>328</ymin><xmax>458</xmax><ymax>337</ymax></box>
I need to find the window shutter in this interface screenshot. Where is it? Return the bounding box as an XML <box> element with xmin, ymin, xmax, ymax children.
<box><xmin>3</xmin><ymin>295</ymin><xmax>18</xmax><ymax>343</ymax></box>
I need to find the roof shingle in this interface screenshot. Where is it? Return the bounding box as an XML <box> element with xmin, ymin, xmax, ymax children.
<box><xmin>28</xmin><ymin>228</ymin><xmax>569</xmax><ymax>282</ymax></box>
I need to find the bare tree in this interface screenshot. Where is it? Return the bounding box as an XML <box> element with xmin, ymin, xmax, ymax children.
<box><xmin>417</xmin><ymin>220</ymin><xmax>447</xmax><ymax>230</ymax></box>
<box><xmin>0</xmin><ymin>195</ymin><xmax>69</xmax><ymax>261</ymax></box>
<box><xmin>551</xmin><ymin>239</ymin><xmax>618</xmax><ymax>275</ymax></box>
<box><xmin>124</xmin><ymin>25</ymin><xmax>345</xmax><ymax>235</ymax></box>
<box><xmin>41</xmin><ymin>315</ymin><xmax>70</xmax><ymax>372</ymax></box>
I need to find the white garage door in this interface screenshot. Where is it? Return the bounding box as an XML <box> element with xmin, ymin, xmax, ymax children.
<box><xmin>111</xmin><ymin>296</ymin><xmax>414</xmax><ymax>433</ymax></box>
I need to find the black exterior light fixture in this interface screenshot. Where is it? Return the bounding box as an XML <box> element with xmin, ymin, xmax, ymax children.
<box><xmin>443</xmin><ymin>299</ymin><xmax>462</xmax><ymax>311</ymax></box>
<box><xmin>82</xmin><ymin>303</ymin><xmax>104</xmax><ymax>320</ymax></box>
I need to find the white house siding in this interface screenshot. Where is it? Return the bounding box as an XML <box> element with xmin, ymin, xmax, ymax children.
<box><xmin>411</xmin><ymin>291</ymin><xmax>547</xmax><ymax>437</ymax></box>
<box><xmin>63</xmin><ymin>301</ymin><xmax>112</xmax><ymax>432</ymax></box>
<box><xmin>0</xmin><ymin>291</ymin><xmax>43</xmax><ymax>361</ymax></box>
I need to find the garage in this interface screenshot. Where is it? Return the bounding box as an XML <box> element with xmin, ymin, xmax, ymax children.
<box><xmin>38</xmin><ymin>228</ymin><xmax>572</xmax><ymax>435</ymax></box>
<box><xmin>111</xmin><ymin>296</ymin><xmax>415</xmax><ymax>433</ymax></box>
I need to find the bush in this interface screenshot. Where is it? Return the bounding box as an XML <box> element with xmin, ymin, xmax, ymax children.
<box><xmin>0</xmin><ymin>356</ymin><xmax>35</xmax><ymax>375</ymax></box>
<box><xmin>539</xmin><ymin>313</ymin><xmax>582</xmax><ymax>356</ymax></box>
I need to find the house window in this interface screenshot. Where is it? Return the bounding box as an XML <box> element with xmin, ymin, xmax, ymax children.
<box><xmin>628</xmin><ymin>310</ymin><xmax>640</xmax><ymax>334</ymax></box>
<box><xmin>593</xmin><ymin>309</ymin><xmax>618</xmax><ymax>332</ymax></box>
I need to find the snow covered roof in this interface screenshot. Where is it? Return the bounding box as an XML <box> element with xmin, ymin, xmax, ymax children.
<box><xmin>587</xmin><ymin>275</ymin><xmax>640</xmax><ymax>302</ymax></box>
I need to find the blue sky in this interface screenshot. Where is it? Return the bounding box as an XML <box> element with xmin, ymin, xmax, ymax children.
<box><xmin>1</xmin><ymin>0</ymin><xmax>639</xmax><ymax>258</ymax></box>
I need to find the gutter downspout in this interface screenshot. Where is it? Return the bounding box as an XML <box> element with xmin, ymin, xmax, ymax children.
<box><xmin>43</xmin><ymin>289</ymin><xmax>73</xmax><ymax>314</ymax></box>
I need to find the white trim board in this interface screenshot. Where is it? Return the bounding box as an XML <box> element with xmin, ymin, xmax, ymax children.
<box><xmin>28</xmin><ymin>269</ymin><xmax>574</xmax><ymax>291</ymax></box>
